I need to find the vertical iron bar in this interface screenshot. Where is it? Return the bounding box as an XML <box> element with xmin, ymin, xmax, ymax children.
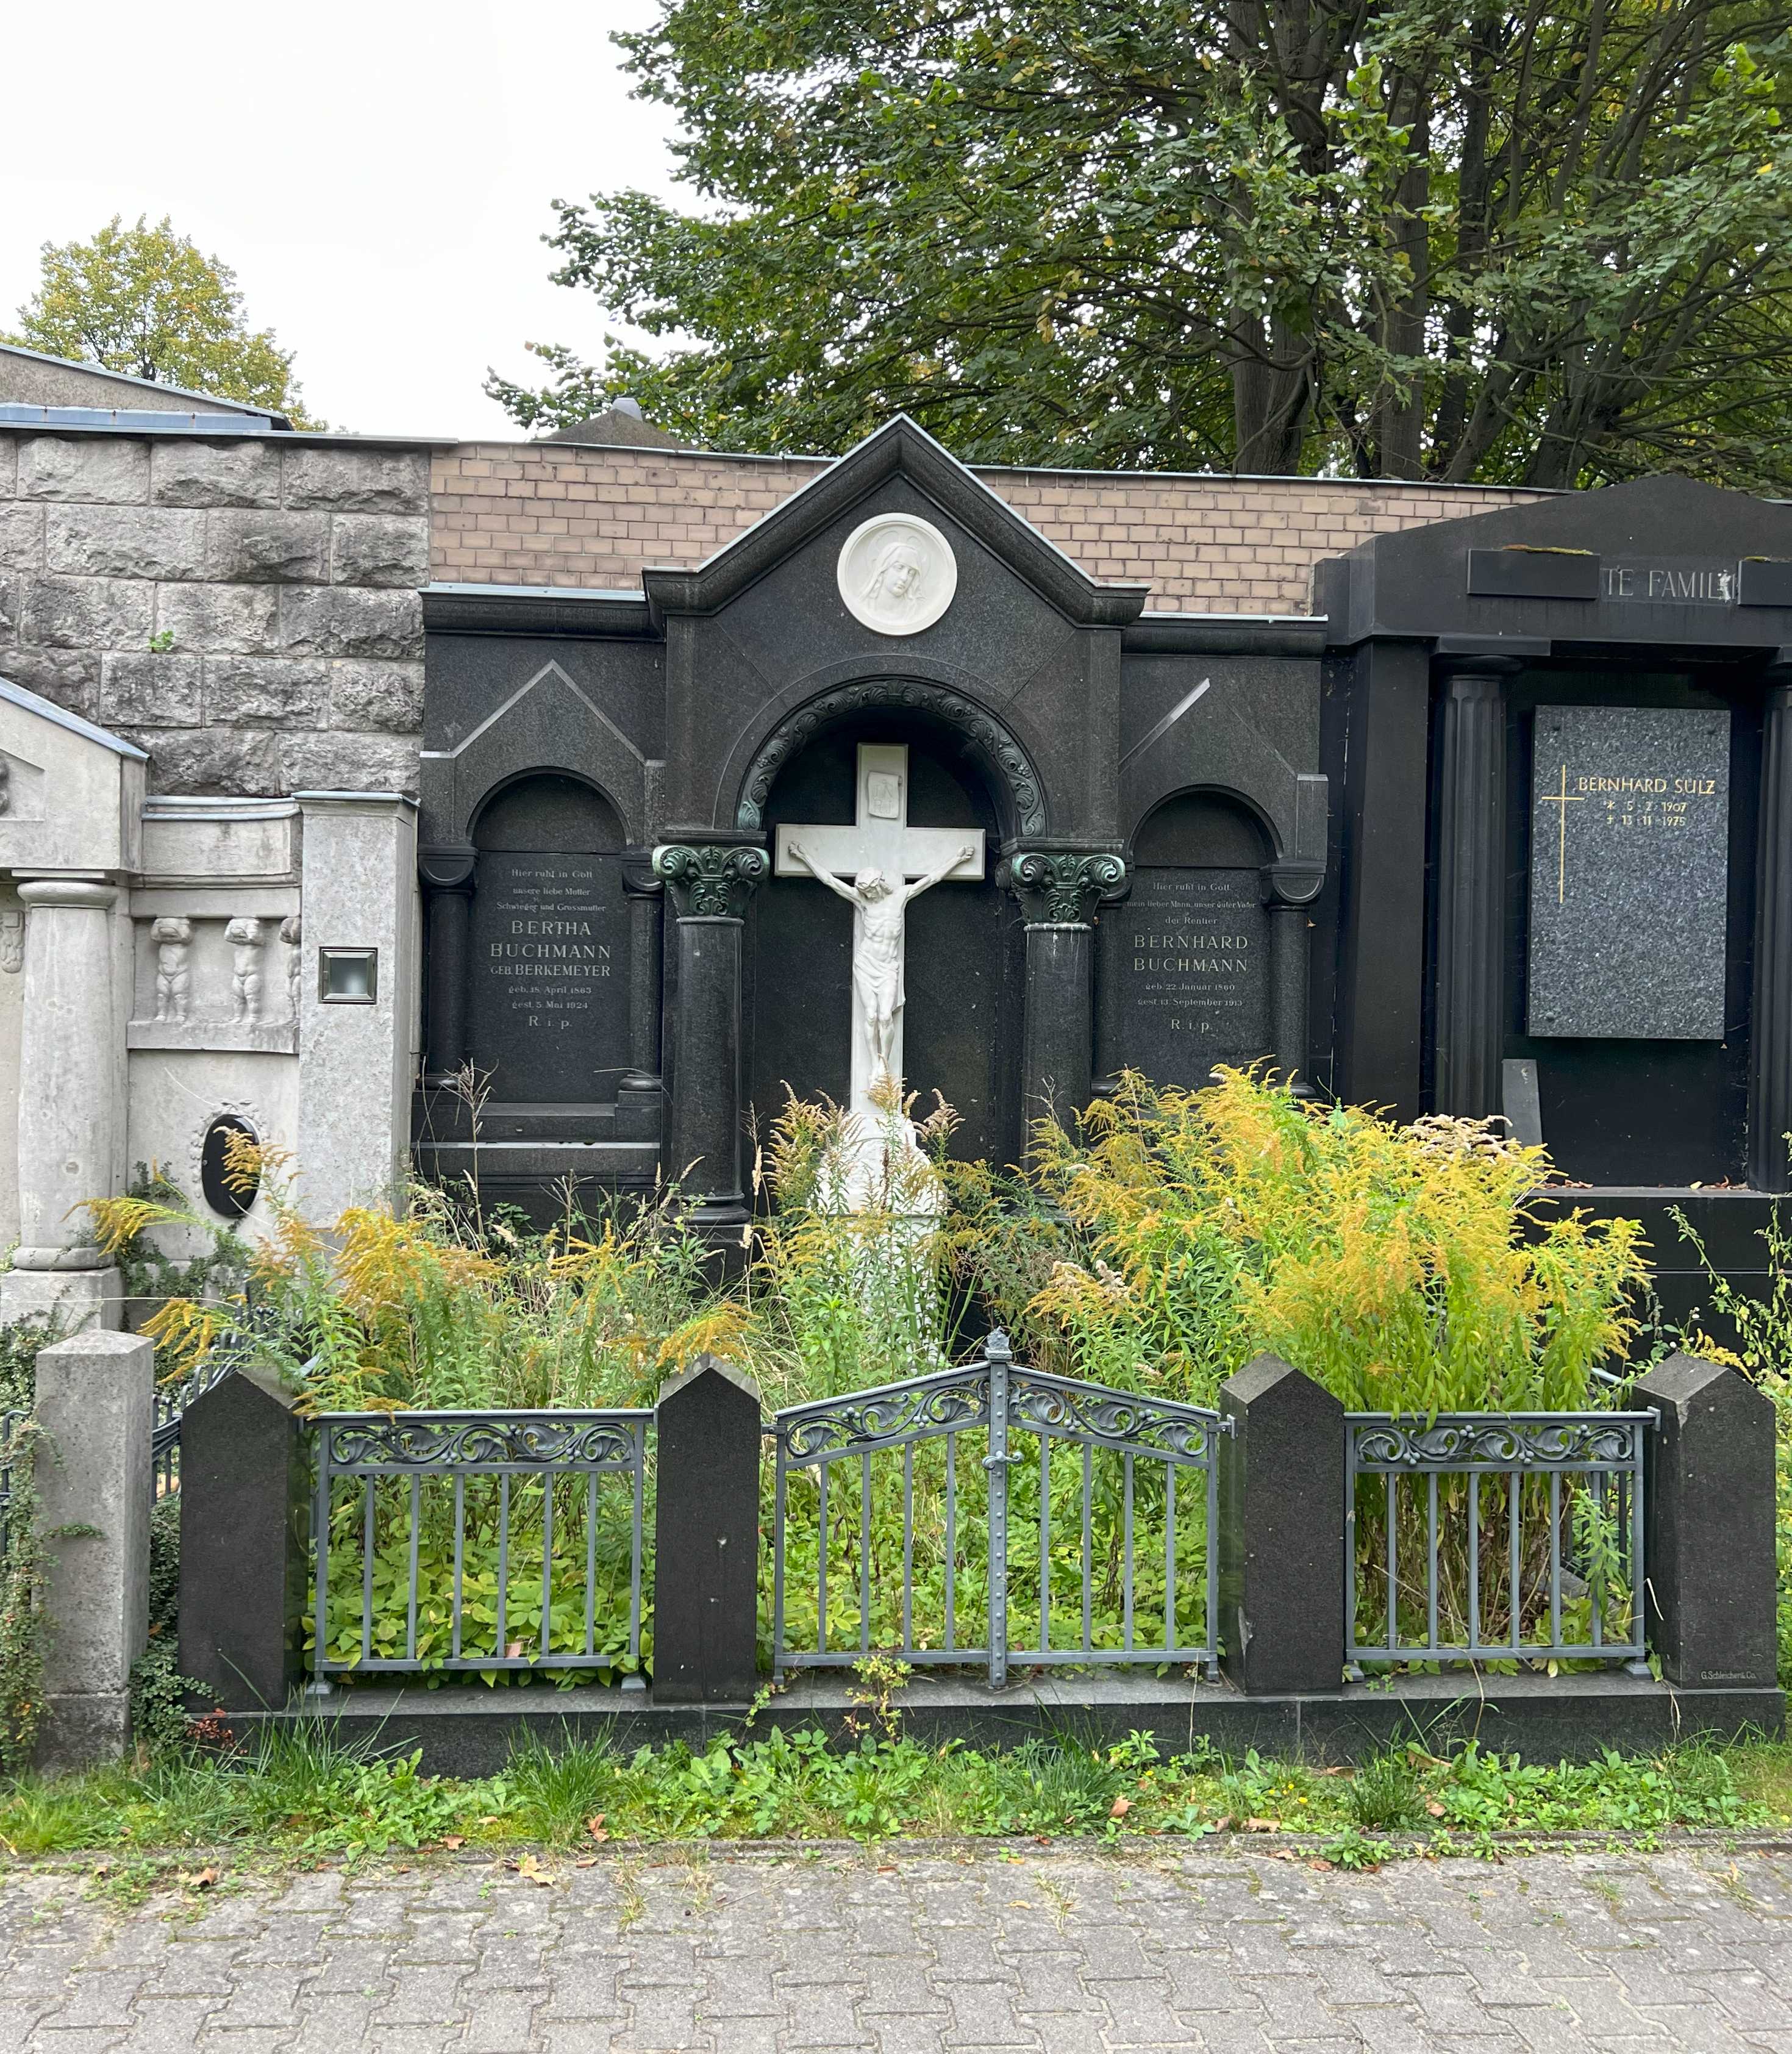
<box><xmin>541</xmin><ymin>1475</ymin><xmax>554</xmax><ymax>1658</ymax></box>
<box><xmin>987</xmin><ymin>1333</ymin><xmax>1011</xmax><ymax>1688</ymax></box>
<box><xmin>1591</xmin><ymin>1472</ymin><xmax>1606</xmax><ymax>1650</ymax></box>
<box><xmin>360</xmin><ymin>1474</ymin><xmax>374</xmax><ymax>1664</ymax></box>
<box><xmin>1385</xmin><ymin>1472</ymin><xmax>1397</xmax><ymax>1654</ymax></box>
<box><xmin>1426</xmin><ymin>1471</ymin><xmax>1438</xmax><ymax>1654</ymax></box>
<box><xmin>584</xmin><ymin>1470</ymin><xmax>598</xmax><ymax>1659</ymax></box>
<box><xmin>1549</xmin><ymin>1471</ymin><xmax>1562</xmax><ymax>1652</ymax></box>
<box><xmin>313</xmin><ymin>1426</ymin><xmax>331</xmax><ymax>1673</ymax></box>
<box><xmin>771</xmin><ymin>1442</ymin><xmax>788</xmax><ymax>1678</ymax></box>
<box><xmin>1344</xmin><ymin>1428</ymin><xmax>1357</xmax><ymax>1661</ymax></box>
<box><xmin>1507</xmin><ymin>1472</ymin><xmax>1521</xmax><ymax>1655</ymax></box>
<box><xmin>818</xmin><ymin>1459</ymin><xmax>830</xmax><ymax>1655</ymax></box>
<box><xmin>629</xmin><ymin>1425</ymin><xmax>644</xmax><ymax>1667</ymax></box>
<box><xmin>1122</xmin><ymin>1451</ymin><xmax>1135</xmax><ymax>1653</ymax></box>
<box><xmin>1630</xmin><ymin>1439</ymin><xmax>1647</xmax><ymax>1656</ymax></box>
<box><xmin>496</xmin><ymin>1472</ymin><xmax>510</xmax><ymax>1658</ymax></box>
<box><xmin>1164</xmin><ymin>1460</ymin><xmax>1176</xmax><ymax>1654</ymax></box>
<box><xmin>1080</xmin><ymin>1444</ymin><xmax>1093</xmax><ymax>1653</ymax></box>
<box><xmin>451</xmin><ymin>1472</ymin><xmax>465</xmax><ymax>1661</ymax></box>
<box><xmin>944</xmin><ymin>1431</ymin><xmax>957</xmax><ymax>1653</ymax></box>
<box><xmin>859</xmin><ymin>1450</ymin><xmax>872</xmax><ymax>1656</ymax></box>
<box><xmin>406</xmin><ymin>1475</ymin><xmax>421</xmax><ymax>1662</ymax></box>
<box><xmin>1038</xmin><ymin>1430</ymin><xmax>1051</xmax><ymax>1653</ymax></box>
<box><xmin>1468</xmin><ymin>1471</ymin><xmax>1480</xmax><ymax>1656</ymax></box>
<box><xmin>1205</xmin><ymin>1438</ymin><xmax>1219</xmax><ymax>1677</ymax></box>
<box><xmin>902</xmin><ymin>1440</ymin><xmax>914</xmax><ymax>1653</ymax></box>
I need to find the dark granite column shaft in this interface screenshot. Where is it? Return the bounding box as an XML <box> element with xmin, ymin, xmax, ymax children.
<box><xmin>1750</xmin><ymin>678</ymin><xmax>1792</xmax><ymax>1192</ymax></box>
<box><xmin>622</xmin><ymin>855</ymin><xmax>665</xmax><ymax>1089</ymax></box>
<box><xmin>653</xmin><ymin>844</ymin><xmax>766</xmax><ymax>1223</ymax></box>
<box><xmin>1432</xmin><ymin>660</ymin><xmax>1515</xmax><ymax>1119</ymax></box>
<box><xmin>1262</xmin><ymin>857</ymin><xmax>1324</xmax><ymax>1091</ymax></box>
<box><xmin>1007</xmin><ymin>850</ymin><xmax>1126</xmax><ymax>1134</ymax></box>
<box><xmin>418</xmin><ymin>843</ymin><xmax>476</xmax><ymax>1086</ymax></box>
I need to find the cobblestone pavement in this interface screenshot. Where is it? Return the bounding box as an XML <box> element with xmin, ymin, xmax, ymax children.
<box><xmin>1</xmin><ymin>1843</ymin><xmax>1791</xmax><ymax>2053</ymax></box>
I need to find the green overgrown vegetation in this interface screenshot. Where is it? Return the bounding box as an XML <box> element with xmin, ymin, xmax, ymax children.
<box><xmin>0</xmin><ymin>1721</ymin><xmax>1771</xmax><ymax>1862</ymax></box>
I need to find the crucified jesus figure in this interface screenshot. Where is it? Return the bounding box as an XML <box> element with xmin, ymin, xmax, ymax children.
<box><xmin>787</xmin><ymin>840</ymin><xmax>978</xmax><ymax>1087</ymax></box>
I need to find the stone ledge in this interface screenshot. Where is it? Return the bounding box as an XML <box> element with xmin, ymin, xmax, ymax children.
<box><xmin>234</xmin><ymin>1669</ymin><xmax>1785</xmax><ymax>1778</ymax></box>
<box><xmin>127</xmin><ymin>1018</ymin><xmax>298</xmax><ymax>1055</ymax></box>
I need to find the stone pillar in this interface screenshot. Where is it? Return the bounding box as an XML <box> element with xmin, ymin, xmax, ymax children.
<box><xmin>1262</xmin><ymin>857</ymin><xmax>1324</xmax><ymax>1090</ymax></box>
<box><xmin>652</xmin><ymin>1354</ymin><xmax>762</xmax><ymax>1703</ymax></box>
<box><xmin>297</xmin><ymin>793</ymin><xmax>418</xmax><ymax>1220</ymax></box>
<box><xmin>179</xmin><ymin>1366</ymin><xmax>309</xmax><ymax>1713</ymax></box>
<box><xmin>418</xmin><ymin>842</ymin><xmax>475</xmax><ymax>1086</ymax></box>
<box><xmin>1218</xmin><ymin>1353</ymin><xmax>1345</xmax><ymax>1695</ymax></box>
<box><xmin>1432</xmin><ymin>656</ymin><xmax>1518</xmax><ymax>1119</ymax></box>
<box><xmin>1636</xmin><ymin>1353</ymin><xmax>1777</xmax><ymax>1691</ymax></box>
<box><xmin>652</xmin><ymin>843</ymin><xmax>766</xmax><ymax>1225</ymax></box>
<box><xmin>1006</xmin><ymin>848</ymin><xmax>1127</xmax><ymax>1133</ymax></box>
<box><xmin>619</xmin><ymin>851</ymin><xmax>666</xmax><ymax>1140</ymax></box>
<box><xmin>2</xmin><ymin>878</ymin><xmax>125</xmax><ymax>1331</ymax></box>
<box><xmin>34</xmin><ymin>1329</ymin><xmax>154</xmax><ymax>1769</ymax></box>
<box><xmin>1750</xmin><ymin>675</ymin><xmax>1792</xmax><ymax>1192</ymax></box>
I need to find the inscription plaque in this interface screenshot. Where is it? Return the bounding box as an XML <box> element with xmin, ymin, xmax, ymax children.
<box><xmin>1115</xmin><ymin>869</ymin><xmax>1269</xmax><ymax>1083</ymax></box>
<box><xmin>1527</xmin><ymin>705</ymin><xmax>1730</xmax><ymax>1040</ymax></box>
<box><xmin>468</xmin><ymin>853</ymin><xmax>629</xmax><ymax>1099</ymax></box>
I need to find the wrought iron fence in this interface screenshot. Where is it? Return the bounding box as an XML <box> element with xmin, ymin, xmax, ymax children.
<box><xmin>151</xmin><ymin>1342</ymin><xmax>247</xmax><ymax>1498</ymax></box>
<box><xmin>769</xmin><ymin>1332</ymin><xmax>1227</xmax><ymax>1687</ymax></box>
<box><xmin>0</xmin><ymin>1408</ymin><xmax>26</xmax><ymax>1566</ymax></box>
<box><xmin>1345</xmin><ymin>1410</ymin><xmax>1654</xmax><ymax>1672</ymax></box>
<box><xmin>310</xmin><ymin>1409</ymin><xmax>650</xmax><ymax>1681</ymax></box>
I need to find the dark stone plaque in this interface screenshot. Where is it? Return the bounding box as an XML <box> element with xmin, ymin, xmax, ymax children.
<box><xmin>1527</xmin><ymin>705</ymin><xmax>1730</xmax><ymax>1040</ymax></box>
<box><xmin>468</xmin><ymin>853</ymin><xmax>629</xmax><ymax>1100</ymax></box>
<box><xmin>1115</xmin><ymin>868</ymin><xmax>1269</xmax><ymax>1082</ymax></box>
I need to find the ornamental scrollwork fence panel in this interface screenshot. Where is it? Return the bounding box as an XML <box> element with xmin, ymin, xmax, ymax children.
<box><xmin>1345</xmin><ymin>1409</ymin><xmax>1655</xmax><ymax>1672</ymax></box>
<box><xmin>310</xmin><ymin>1408</ymin><xmax>650</xmax><ymax>1682</ymax></box>
<box><xmin>768</xmin><ymin>1332</ymin><xmax>1226</xmax><ymax>1688</ymax></box>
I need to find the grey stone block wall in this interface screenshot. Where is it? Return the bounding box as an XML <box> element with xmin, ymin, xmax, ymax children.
<box><xmin>0</xmin><ymin>430</ymin><xmax>428</xmax><ymax>797</ymax></box>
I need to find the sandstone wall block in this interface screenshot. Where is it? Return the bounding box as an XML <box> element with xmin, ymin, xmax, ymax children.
<box><xmin>100</xmin><ymin>652</ymin><xmax>204</xmax><ymax>726</ymax></box>
<box><xmin>203</xmin><ymin>509</ymin><xmax>329</xmax><ymax>584</ymax></box>
<box><xmin>149</xmin><ymin>438</ymin><xmax>282</xmax><ymax>509</ymax></box>
<box><xmin>45</xmin><ymin>506</ymin><xmax>207</xmax><ymax>581</ymax></box>
<box><xmin>330</xmin><ymin>514</ymin><xmax>430</xmax><ymax>588</ymax></box>
<box><xmin>131</xmin><ymin>726</ymin><xmax>280</xmax><ymax>796</ymax></box>
<box><xmin>279</xmin><ymin>584</ymin><xmax>423</xmax><ymax>659</ymax></box>
<box><xmin>21</xmin><ymin>575</ymin><xmax>154</xmax><ymax>650</ymax></box>
<box><xmin>278</xmin><ymin>728</ymin><xmax>420</xmax><ymax>795</ymax></box>
<box><xmin>154</xmin><ymin>581</ymin><xmax>279</xmax><ymax>654</ymax></box>
<box><xmin>0</xmin><ymin>646</ymin><xmax>100</xmax><ymax>718</ymax></box>
<box><xmin>17</xmin><ymin>435</ymin><xmax>149</xmax><ymax>504</ymax></box>
<box><xmin>204</xmin><ymin>655</ymin><xmax>329</xmax><ymax>726</ymax></box>
<box><xmin>0</xmin><ymin>436</ymin><xmax>15</xmax><ymax>496</ymax></box>
<box><xmin>0</xmin><ymin>574</ymin><xmax>16</xmax><ymax>638</ymax></box>
<box><xmin>282</xmin><ymin>446</ymin><xmax>429</xmax><ymax>514</ymax></box>
<box><xmin>0</xmin><ymin>503</ymin><xmax>45</xmax><ymax>569</ymax></box>
<box><xmin>327</xmin><ymin>657</ymin><xmax>424</xmax><ymax>732</ymax></box>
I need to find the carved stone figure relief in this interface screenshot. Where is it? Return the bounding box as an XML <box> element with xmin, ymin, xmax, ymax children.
<box><xmin>151</xmin><ymin>917</ymin><xmax>193</xmax><ymax>1023</ymax></box>
<box><xmin>0</xmin><ymin>911</ymin><xmax>21</xmax><ymax>975</ymax></box>
<box><xmin>280</xmin><ymin>914</ymin><xmax>302</xmax><ymax>1020</ymax></box>
<box><xmin>225</xmin><ymin>917</ymin><xmax>266</xmax><ymax>1025</ymax></box>
<box><xmin>836</xmin><ymin>513</ymin><xmax>958</xmax><ymax>636</ymax></box>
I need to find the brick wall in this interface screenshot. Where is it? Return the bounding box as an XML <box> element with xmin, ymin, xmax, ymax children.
<box><xmin>0</xmin><ymin>431</ymin><xmax>431</xmax><ymax>796</ymax></box>
<box><xmin>431</xmin><ymin>442</ymin><xmax>1551</xmax><ymax>613</ymax></box>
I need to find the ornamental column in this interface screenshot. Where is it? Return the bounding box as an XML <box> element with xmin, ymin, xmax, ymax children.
<box><xmin>418</xmin><ymin>843</ymin><xmax>476</xmax><ymax>1086</ymax></box>
<box><xmin>1750</xmin><ymin>671</ymin><xmax>1792</xmax><ymax>1191</ymax></box>
<box><xmin>1432</xmin><ymin>655</ymin><xmax>1518</xmax><ymax>1120</ymax></box>
<box><xmin>652</xmin><ymin>842</ymin><xmax>767</xmax><ymax>1225</ymax></box>
<box><xmin>1005</xmin><ymin>848</ymin><xmax>1126</xmax><ymax>1135</ymax></box>
<box><xmin>619</xmin><ymin>851</ymin><xmax>666</xmax><ymax>1141</ymax></box>
<box><xmin>1</xmin><ymin>878</ymin><xmax>125</xmax><ymax>1330</ymax></box>
<box><xmin>1262</xmin><ymin>857</ymin><xmax>1325</xmax><ymax>1090</ymax></box>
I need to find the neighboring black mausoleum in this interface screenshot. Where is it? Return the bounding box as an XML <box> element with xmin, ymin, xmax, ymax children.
<box><xmin>415</xmin><ymin>429</ymin><xmax>1792</xmax><ymax>1314</ymax></box>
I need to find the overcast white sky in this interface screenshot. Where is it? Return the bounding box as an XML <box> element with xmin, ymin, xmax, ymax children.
<box><xmin>0</xmin><ymin>0</ymin><xmax>684</xmax><ymax>437</ymax></box>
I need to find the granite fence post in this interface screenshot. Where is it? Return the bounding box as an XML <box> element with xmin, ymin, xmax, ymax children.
<box><xmin>1636</xmin><ymin>1353</ymin><xmax>1777</xmax><ymax>1690</ymax></box>
<box><xmin>178</xmin><ymin>1366</ymin><xmax>309</xmax><ymax>1712</ymax></box>
<box><xmin>32</xmin><ymin>1329</ymin><xmax>154</xmax><ymax>1770</ymax></box>
<box><xmin>653</xmin><ymin>1354</ymin><xmax>762</xmax><ymax>1703</ymax></box>
<box><xmin>1218</xmin><ymin>1353</ymin><xmax>1346</xmax><ymax>1695</ymax></box>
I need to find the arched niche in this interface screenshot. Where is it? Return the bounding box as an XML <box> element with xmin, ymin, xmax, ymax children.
<box><xmin>1103</xmin><ymin>788</ymin><xmax>1279</xmax><ymax>1087</ymax></box>
<box><xmin>465</xmin><ymin>771</ymin><xmax>631</xmax><ymax>1104</ymax></box>
<box><xmin>746</xmin><ymin>707</ymin><xmax>1020</xmax><ymax>1165</ymax></box>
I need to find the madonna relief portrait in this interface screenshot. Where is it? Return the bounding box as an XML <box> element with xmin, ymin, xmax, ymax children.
<box><xmin>837</xmin><ymin>512</ymin><xmax>957</xmax><ymax>635</ymax></box>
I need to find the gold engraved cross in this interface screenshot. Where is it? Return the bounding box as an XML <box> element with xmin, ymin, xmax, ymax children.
<box><xmin>1538</xmin><ymin>762</ymin><xmax>1583</xmax><ymax>904</ymax></box>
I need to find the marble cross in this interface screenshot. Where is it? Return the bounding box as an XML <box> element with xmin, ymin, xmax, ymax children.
<box><xmin>776</xmin><ymin>743</ymin><xmax>983</xmax><ymax>1115</ymax></box>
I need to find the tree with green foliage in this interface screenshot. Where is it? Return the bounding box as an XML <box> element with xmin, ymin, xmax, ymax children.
<box><xmin>7</xmin><ymin>215</ymin><xmax>323</xmax><ymax>428</ymax></box>
<box><xmin>490</xmin><ymin>0</ymin><xmax>1792</xmax><ymax>485</ymax></box>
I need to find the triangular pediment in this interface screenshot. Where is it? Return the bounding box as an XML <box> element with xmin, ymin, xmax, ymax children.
<box><xmin>0</xmin><ymin>673</ymin><xmax>145</xmax><ymax>873</ymax></box>
<box><xmin>640</xmin><ymin>415</ymin><xmax>1150</xmax><ymax>630</ymax></box>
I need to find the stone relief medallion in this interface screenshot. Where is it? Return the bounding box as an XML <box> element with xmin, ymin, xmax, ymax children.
<box><xmin>837</xmin><ymin>513</ymin><xmax>957</xmax><ymax>636</ymax></box>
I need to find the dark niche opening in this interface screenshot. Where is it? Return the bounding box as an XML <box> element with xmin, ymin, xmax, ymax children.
<box><xmin>466</xmin><ymin>771</ymin><xmax>630</xmax><ymax>1105</ymax></box>
<box><xmin>1107</xmin><ymin>789</ymin><xmax>1275</xmax><ymax>1087</ymax></box>
<box><xmin>746</xmin><ymin>711</ymin><xmax>1017</xmax><ymax>1165</ymax></box>
<box><xmin>200</xmin><ymin>1115</ymin><xmax>259</xmax><ymax>1220</ymax></box>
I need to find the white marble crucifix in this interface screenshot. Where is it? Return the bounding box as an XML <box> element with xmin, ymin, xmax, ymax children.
<box><xmin>776</xmin><ymin>743</ymin><xmax>983</xmax><ymax>1117</ymax></box>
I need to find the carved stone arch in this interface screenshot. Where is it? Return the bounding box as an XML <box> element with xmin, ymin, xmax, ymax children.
<box><xmin>726</xmin><ymin>666</ymin><xmax>1049</xmax><ymax>840</ymax></box>
<box><xmin>1128</xmin><ymin>782</ymin><xmax>1283</xmax><ymax>867</ymax></box>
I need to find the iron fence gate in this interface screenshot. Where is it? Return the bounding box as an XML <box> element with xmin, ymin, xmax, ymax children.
<box><xmin>769</xmin><ymin>1331</ymin><xmax>1227</xmax><ymax>1687</ymax></box>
